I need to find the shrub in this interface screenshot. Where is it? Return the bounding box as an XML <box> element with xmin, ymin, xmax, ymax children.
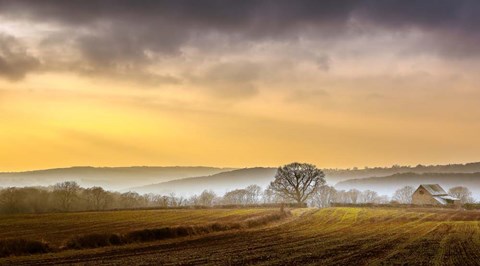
<box><xmin>227</xmin><ymin>222</ymin><xmax>243</xmax><ymax>230</ymax></box>
<box><xmin>209</xmin><ymin>222</ymin><xmax>229</xmax><ymax>231</ymax></box>
<box><xmin>175</xmin><ymin>226</ymin><xmax>195</xmax><ymax>237</ymax></box>
<box><xmin>125</xmin><ymin>227</ymin><xmax>176</xmax><ymax>242</ymax></box>
<box><xmin>126</xmin><ymin>224</ymin><xmax>213</xmax><ymax>243</ymax></box>
<box><xmin>65</xmin><ymin>233</ymin><xmax>123</xmax><ymax>249</ymax></box>
<box><xmin>64</xmin><ymin>210</ymin><xmax>291</xmax><ymax>250</ymax></box>
<box><xmin>243</xmin><ymin>211</ymin><xmax>289</xmax><ymax>228</ymax></box>
<box><xmin>0</xmin><ymin>238</ymin><xmax>50</xmax><ymax>257</ymax></box>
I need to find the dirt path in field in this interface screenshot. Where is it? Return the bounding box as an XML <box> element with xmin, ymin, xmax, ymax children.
<box><xmin>2</xmin><ymin>208</ymin><xmax>480</xmax><ymax>266</ymax></box>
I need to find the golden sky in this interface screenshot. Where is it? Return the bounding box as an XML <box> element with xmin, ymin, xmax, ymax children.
<box><xmin>1</xmin><ymin>1</ymin><xmax>480</xmax><ymax>171</ymax></box>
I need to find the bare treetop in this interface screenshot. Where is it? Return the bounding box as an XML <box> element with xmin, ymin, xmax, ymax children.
<box><xmin>269</xmin><ymin>162</ymin><xmax>325</xmax><ymax>204</ymax></box>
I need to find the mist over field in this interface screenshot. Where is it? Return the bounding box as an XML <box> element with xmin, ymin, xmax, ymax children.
<box><xmin>0</xmin><ymin>166</ymin><xmax>233</xmax><ymax>190</ymax></box>
<box><xmin>2</xmin><ymin>162</ymin><xmax>480</xmax><ymax>200</ymax></box>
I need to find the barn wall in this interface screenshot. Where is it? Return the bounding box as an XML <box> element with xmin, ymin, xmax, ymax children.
<box><xmin>412</xmin><ymin>188</ymin><xmax>440</xmax><ymax>205</ymax></box>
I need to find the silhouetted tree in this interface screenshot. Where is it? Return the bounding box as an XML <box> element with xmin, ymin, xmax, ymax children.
<box><xmin>448</xmin><ymin>186</ymin><xmax>474</xmax><ymax>204</ymax></box>
<box><xmin>23</xmin><ymin>188</ymin><xmax>51</xmax><ymax>213</ymax></box>
<box><xmin>53</xmin><ymin>181</ymin><xmax>80</xmax><ymax>211</ymax></box>
<box><xmin>359</xmin><ymin>190</ymin><xmax>378</xmax><ymax>203</ymax></box>
<box><xmin>311</xmin><ymin>185</ymin><xmax>337</xmax><ymax>208</ymax></box>
<box><xmin>83</xmin><ymin>186</ymin><xmax>111</xmax><ymax>210</ymax></box>
<box><xmin>245</xmin><ymin>185</ymin><xmax>262</xmax><ymax>204</ymax></box>
<box><xmin>176</xmin><ymin>196</ymin><xmax>186</xmax><ymax>206</ymax></box>
<box><xmin>0</xmin><ymin>187</ymin><xmax>25</xmax><ymax>213</ymax></box>
<box><xmin>158</xmin><ymin>195</ymin><xmax>170</xmax><ymax>207</ymax></box>
<box><xmin>347</xmin><ymin>189</ymin><xmax>361</xmax><ymax>204</ymax></box>
<box><xmin>269</xmin><ymin>162</ymin><xmax>325</xmax><ymax>204</ymax></box>
<box><xmin>198</xmin><ymin>190</ymin><xmax>216</xmax><ymax>206</ymax></box>
<box><xmin>119</xmin><ymin>192</ymin><xmax>143</xmax><ymax>208</ymax></box>
<box><xmin>334</xmin><ymin>190</ymin><xmax>350</xmax><ymax>203</ymax></box>
<box><xmin>168</xmin><ymin>193</ymin><xmax>179</xmax><ymax>207</ymax></box>
<box><xmin>188</xmin><ymin>194</ymin><xmax>200</xmax><ymax>205</ymax></box>
<box><xmin>392</xmin><ymin>186</ymin><xmax>415</xmax><ymax>204</ymax></box>
<box><xmin>263</xmin><ymin>187</ymin><xmax>283</xmax><ymax>204</ymax></box>
<box><xmin>223</xmin><ymin>189</ymin><xmax>249</xmax><ymax>205</ymax></box>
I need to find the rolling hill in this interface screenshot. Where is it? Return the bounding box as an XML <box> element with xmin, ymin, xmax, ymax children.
<box><xmin>335</xmin><ymin>172</ymin><xmax>480</xmax><ymax>197</ymax></box>
<box><xmin>129</xmin><ymin>162</ymin><xmax>480</xmax><ymax>197</ymax></box>
<box><xmin>324</xmin><ymin>162</ymin><xmax>480</xmax><ymax>181</ymax></box>
<box><xmin>4</xmin><ymin>162</ymin><xmax>480</xmax><ymax>195</ymax></box>
<box><xmin>128</xmin><ymin>168</ymin><xmax>278</xmax><ymax>196</ymax></box>
<box><xmin>0</xmin><ymin>166</ymin><xmax>233</xmax><ymax>190</ymax></box>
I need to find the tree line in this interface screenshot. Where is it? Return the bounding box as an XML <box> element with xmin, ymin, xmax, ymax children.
<box><xmin>0</xmin><ymin>182</ymin><xmax>285</xmax><ymax>214</ymax></box>
<box><xmin>0</xmin><ymin>181</ymin><xmax>389</xmax><ymax>214</ymax></box>
<box><xmin>0</xmin><ymin>162</ymin><xmax>476</xmax><ymax>214</ymax></box>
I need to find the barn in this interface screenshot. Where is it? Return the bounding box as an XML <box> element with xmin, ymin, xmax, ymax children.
<box><xmin>412</xmin><ymin>184</ymin><xmax>460</xmax><ymax>206</ymax></box>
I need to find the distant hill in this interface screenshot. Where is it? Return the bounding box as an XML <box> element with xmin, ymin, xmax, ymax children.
<box><xmin>116</xmin><ymin>162</ymin><xmax>480</xmax><ymax>196</ymax></box>
<box><xmin>335</xmin><ymin>172</ymin><xmax>480</xmax><ymax>198</ymax></box>
<box><xmin>324</xmin><ymin>162</ymin><xmax>480</xmax><ymax>183</ymax></box>
<box><xmin>128</xmin><ymin>168</ymin><xmax>277</xmax><ymax>196</ymax></box>
<box><xmin>0</xmin><ymin>166</ymin><xmax>233</xmax><ymax>190</ymax></box>
<box><xmin>4</xmin><ymin>162</ymin><xmax>480</xmax><ymax>195</ymax></box>
<box><xmin>130</xmin><ymin>163</ymin><xmax>480</xmax><ymax>196</ymax></box>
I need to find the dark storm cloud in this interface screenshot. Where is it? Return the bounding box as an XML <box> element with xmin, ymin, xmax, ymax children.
<box><xmin>356</xmin><ymin>0</ymin><xmax>480</xmax><ymax>57</ymax></box>
<box><xmin>1</xmin><ymin>0</ymin><xmax>478</xmax><ymax>39</ymax></box>
<box><xmin>0</xmin><ymin>0</ymin><xmax>479</xmax><ymax>83</ymax></box>
<box><xmin>0</xmin><ymin>0</ymin><xmax>360</xmax><ymax>68</ymax></box>
<box><xmin>358</xmin><ymin>0</ymin><xmax>480</xmax><ymax>30</ymax></box>
<box><xmin>0</xmin><ymin>34</ymin><xmax>40</xmax><ymax>81</ymax></box>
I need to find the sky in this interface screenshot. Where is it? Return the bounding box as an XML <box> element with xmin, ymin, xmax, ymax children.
<box><xmin>1</xmin><ymin>0</ymin><xmax>480</xmax><ymax>171</ymax></box>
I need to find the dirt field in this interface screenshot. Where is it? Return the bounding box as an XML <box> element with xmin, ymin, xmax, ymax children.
<box><xmin>2</xmin><ymin>207</ymin><xmax>480</xmax><ymax>265</ymax></box>
<box><xmin>0</xmin><ymin>208</ymin><xmax>276</xmax><ymax>246</ymax></box>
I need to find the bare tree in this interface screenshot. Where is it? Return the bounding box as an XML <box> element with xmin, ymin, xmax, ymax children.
<box><xmin>359</xmin><ymin>190</ymin><xmax>378</xmax><ymax>203</ymax></box>
<box><xmin>334</xmin><ymin>190</ymin><xmax>350</xmax><ymax>203</ymax></box>
<box><xmin>176</xmin><ymin>196</ymin><xmax>186</xmax><ymax>206</ymax></box>
<box><xmin>188</xmin><ymin>194</ymin><xmax>200</xmax><ymax>206</ymax></box>
<box><xmin>347</xmin><ymin>189</ymin><xmax>361</xmax><ymax>204</ymax></box>
<box><xmin>53</xmin><ymin>181</ymin><xmax>80</xmax><ymax>211</ymax></box>
<box><xmin>159</xmin><ymin>195</ymin><xmax>170</xmax><ymax>207</ymax></box>
<box><xmin>23</xmin><ymin>188</ymin><xmax>50</xmax><ymax>213</ymax></box>
<box><xmin>83</xmin><ymin>186</ymin><xmax>111</xmax><ymax>210</ymax></box>
<box><xmin>0</xmin><ymin>188</ymin><xmax>24</xmax><ymax>213</ymax></box>
<box><xmin>311</xmin><ymin>185</ymin><xmax>337</xmax><ymax>208</ymax></box>
<box><xmin>223</xmin><ymin>189</ymin><xmax>249</xmax><ymax>205</ymax></box>
<box><xmin>246</xmin><ymin>185</ymin><xmax>262</xmax><ymax>204</ymax></box>
<box><xmin>269</xmin><ymin>162</ymin><xmax>325</xmax><ymax>204</ymax></box>
<box><xmin>198</xmin><ymin>190</ymin><xmax>216</xmax><ymax>206</ymax></box>
<box><xmin>119</xmin><ymin>191</ymin><xmax>143</xmax><ymax>208</ymax></box>
<box><xmin>263</xmin><ymin>187</ymin><xmax>283</xmax><ymax>204</ymax></box>
<box><xmin>374</xmin><ymin>195</ymin><xmax>390</xmax><ymax>204</ymax></box>
<box><xmin>448</xmin><ymin>186</ymin><xmax>475</xmax><ymax>204</ymax></box>
<box><xmin>392</xmin><ymin>186</ymin><xmax>415</xmax><ymax>204</ymax></box>
<box><xmin>168</xmin><ymin>193</ymin><xmax>179</xmax><ymax>207</ymax></box>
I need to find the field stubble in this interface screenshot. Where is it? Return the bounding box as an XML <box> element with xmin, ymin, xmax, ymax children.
<box><xmin>2</xmin><ymin>207</ymin><xmax>480</xmax><ymax>265</ymax></box>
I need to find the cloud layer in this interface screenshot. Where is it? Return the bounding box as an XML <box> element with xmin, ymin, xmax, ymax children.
<box><xmin>0</xmin><ymin>0</ymin><xmax>479</xmax><ymax>88</ymax></box>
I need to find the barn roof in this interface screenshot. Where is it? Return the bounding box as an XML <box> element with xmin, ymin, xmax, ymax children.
<box><xmin>419</xmin><ymin>184</ymin><xmax>448</xmax><ymax>196</ymax></box>
<box><xmin>432</xmin><ymin>196</ymin><xmax>447</xmax><ymax>205</ymax></box>
<box><xmin>432</xmin><ymin>195</ymin><xmax>460</xmax><ymax>205</ymax></box>
<box><xmin>440</xmin><ymin>195</ymin><xmax>459</xmax><ymax>201</ymax></box>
